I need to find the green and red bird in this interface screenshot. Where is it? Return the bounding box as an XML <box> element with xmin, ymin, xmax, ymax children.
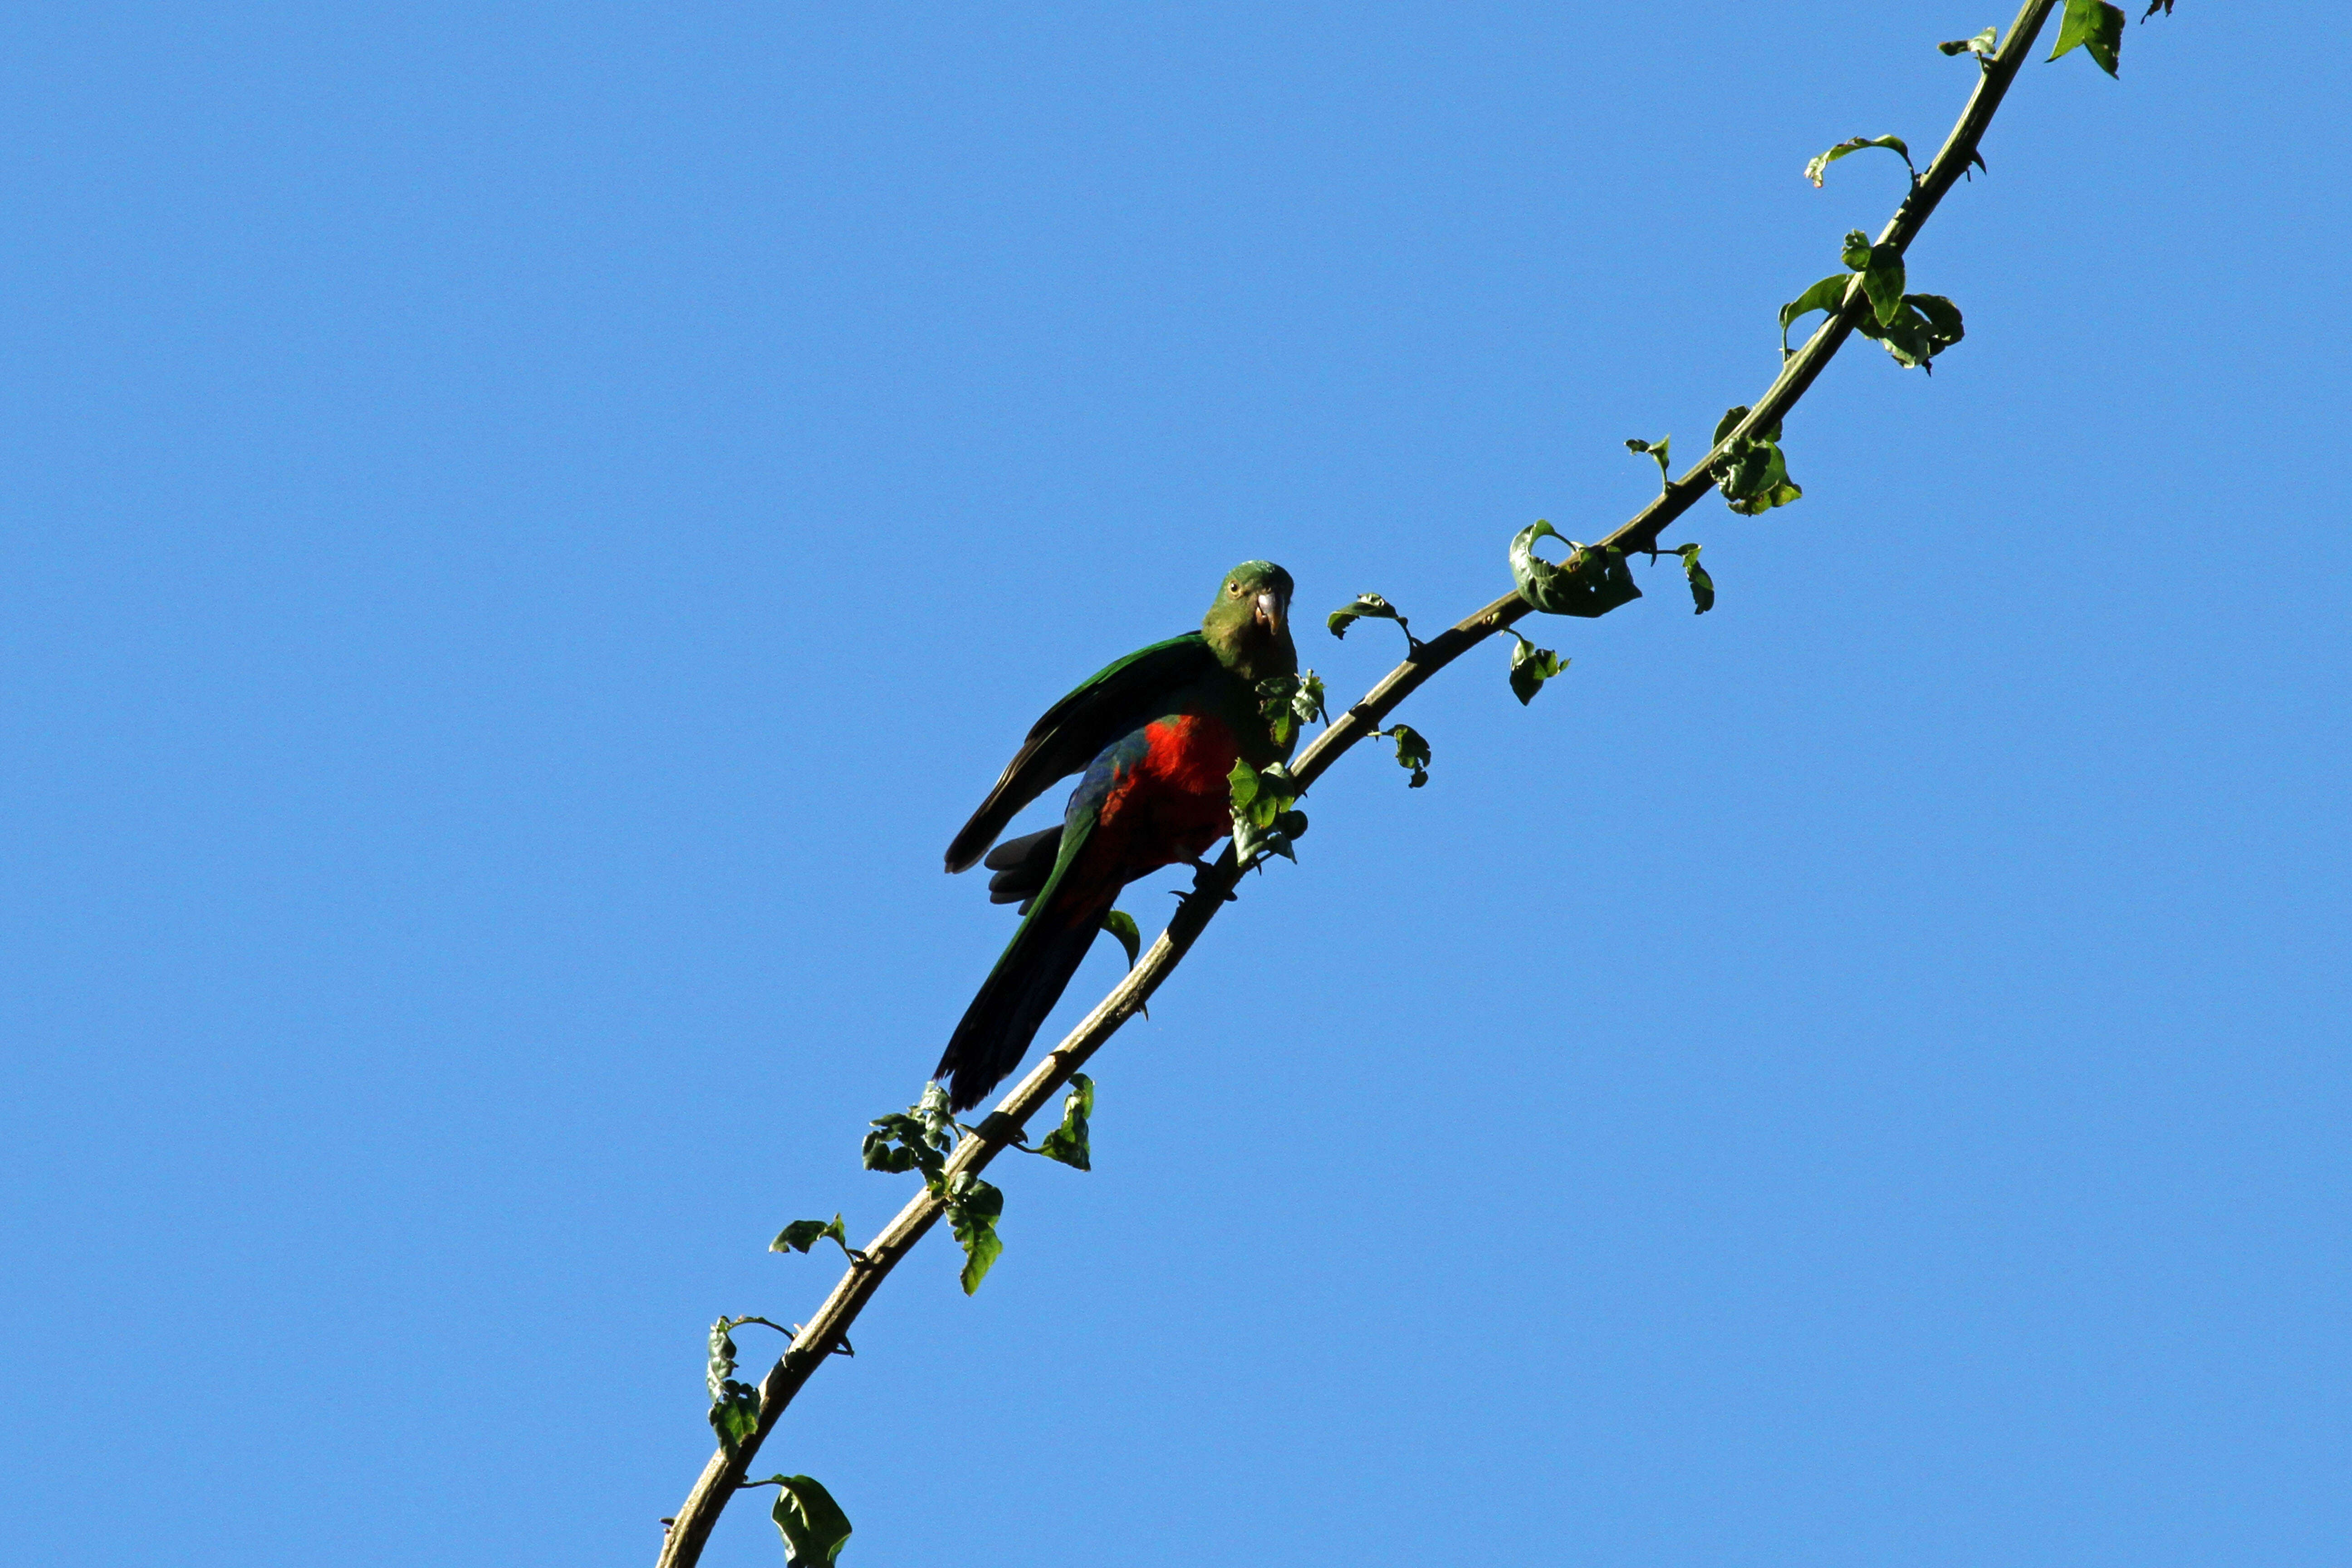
<box><xmin>937</xmin><ymin>560</ymin><xmax>1299</xmax><ymax>1110</ymax></box>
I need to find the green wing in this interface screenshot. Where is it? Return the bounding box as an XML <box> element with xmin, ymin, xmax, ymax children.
<box><xmin>944</xmin><ymin>632</ymin><xmax>1215</xmax><ymax>872</ymax></box>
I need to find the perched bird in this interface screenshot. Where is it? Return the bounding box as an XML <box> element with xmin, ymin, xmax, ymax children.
<box><xmin>936</xmin><ymin>560</ymin><xmax>1299</xmax><ymax>1111</ymax></box>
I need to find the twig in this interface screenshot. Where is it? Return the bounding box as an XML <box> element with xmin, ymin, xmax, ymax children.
<box><xmin>653</xmin><ymin>4</ymin><xmax>2058</xmax><ymax>1561</ymax></box>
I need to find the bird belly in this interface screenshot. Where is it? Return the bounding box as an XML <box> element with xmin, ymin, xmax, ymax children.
<box><xmin>1090</xmin><ymin>712</ymin><xmax>1240</xmax><ymax>879</ymax></box>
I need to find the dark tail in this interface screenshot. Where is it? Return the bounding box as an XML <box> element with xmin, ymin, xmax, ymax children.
<box><xmin>936</xmin><ymin>827</ymin><xmax>1109</xmax><ymax>1112</ymax></box>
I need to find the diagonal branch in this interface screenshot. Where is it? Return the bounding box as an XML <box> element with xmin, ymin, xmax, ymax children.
<box><xmin>655</xmin><ymin>3</ymin><xmax>2057</xmax><ymax>1561</ymax></box>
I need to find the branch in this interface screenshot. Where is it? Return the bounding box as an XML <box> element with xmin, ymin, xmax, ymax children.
<box><xmin>656</xmin><ymin>4</ymin><xmax>2058</xmax><ymax>1561</ymax></box>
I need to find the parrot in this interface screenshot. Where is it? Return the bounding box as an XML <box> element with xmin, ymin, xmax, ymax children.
<box><xmin>935</xmin><ymin>560</ymin><xmax>1300</xmax><ymax>1111</ymax></box>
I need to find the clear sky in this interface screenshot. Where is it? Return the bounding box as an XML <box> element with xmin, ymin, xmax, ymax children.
<box><xmin>3</xmin><ymin>5</ymin><xmax>2343</xmax><ymax>1566</ymax></box>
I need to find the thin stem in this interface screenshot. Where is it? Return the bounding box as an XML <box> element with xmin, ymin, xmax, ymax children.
<box><xmin>654</xmin><ymin>6</ymin><xmax>2057</xmax><ymax>1561</ymax></box>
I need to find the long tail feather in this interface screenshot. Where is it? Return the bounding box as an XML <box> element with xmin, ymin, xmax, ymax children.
<box><xmin>936</xmin><ymin>823</ymin><xmax>1108</xmax><ymax>1111</ymax></box>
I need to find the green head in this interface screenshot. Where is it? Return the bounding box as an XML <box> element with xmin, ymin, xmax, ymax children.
<box><xmin>1202</xmin><ymin>560</ymin><xmax>1297</xmax><ymax>683</ymax></box>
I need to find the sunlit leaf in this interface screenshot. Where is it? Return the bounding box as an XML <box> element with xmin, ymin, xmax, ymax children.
<box><xmin>946</xmin><ymin>1171</ymin><xmax>1005</xmax><ymax>1294</ymax></box>
<box><xmin>1506</xmin><ymin>636</ymin><xmax>1566</xmax><ymax>706</ymax></box>
<box><xmin>916</xmin><ymin>1083</ymin><xmax>958</xmax><ymax>1152</ymax></box>
<box><xmin>770</xmin><ymin>1214</ymin><xmax>850</xmax><ymax>1256</ymax></box>
<box><xmin>1291</xmin><ymin>669</ymin><xmax>1328</xmax><ymax>727</ymax></box>
<box><xmin>1707</xmin><ymin>408</ymin><xmax>1801</xmax><ymax>516</ymax></box>
<box><xmin>1100</xmin><ymin>910</ymin><xmax>1141</xmax><ymax>970</ymax></box>
<box><xmin>2050</xmin><ymin>0</ymin><xmax>2124</xmax><ymax>75</ymax></box>
<box><xmin>1226</xmin><ymin>756</ymin><xmax>1260</xmax><ymax>815</ymax></box>
<box><xmin>1908</xmin><ymin>293</ymin><xmax>1965</xmax><ymax>353</ymax></box>
<box><xmin>1624</xmin><ymin>436</ymin><xmax>1671</xmax><ymax>491</ymax></box>
<box><xmin>862</xmin><ymin>1099</ymin><xmax>952</xmax><ymax>1181</ymax></box>
<box><xmin>1676</xmin><ymin>544</ymin><xmax>1716</xmax><ymax>614</ymax></box>
<box><xmin>1326</xmin><ymin>593</ymin><xmax>1401</xmax><ymax>639</ymax></box>
<box><xmin>708</xmin><ymin>1387</ymin><xmax>760</xmax><ymax>1450</ymax></box>
<box><xmin>1038</xmin><ymin>1072</ymin><xmax>1093</xmax><ymax>1171</ymax></box>
<box><xmin>1862</xmin><ymin>244</ymin><xmax>1907</xmax><ymax>326</ymax></box>
<box><xmin>1779</xmin><ymin>274</ymin><xmax>1852</xmax><ymax>357</ymax></box>
<box><xmin>1853</xmin><ymin>293</ymin><xmax>1965</xmax><ymax>372</ymax></box>
<box><xmin>1509</xmin><ymin>521</ymin><xmax>1644</xmax><ymax>619</ymax></box>
<box><xmin>758</xmin><ymin>1475</ymin><xmax>854</xmax><ymax>1568</ymax></box>
<box><xmin>705</xmin><ymin>1319</ymin><xmax>763</xmax><ymax>1450</ymax></box>
<box><xmin>1804</xmin><ymin>134</ymin><xmax>1914</xmax><ymax>188</ymax></box>
<box><xmin>1387</xmin><ymin>724</ymin><xmax>1431</xmax><ymax>788</ymax></box>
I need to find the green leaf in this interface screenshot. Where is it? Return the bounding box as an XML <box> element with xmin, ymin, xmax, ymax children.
<box><xmin>705</xmin><ymin>1319</ymin><xmax>763</xmax><ymax>1450</ymax></box>
<box><xmin>770</xmin><ymin>1214</ymin><xmax>849</xmax><ymax>1255</ymax></box>
<box><xmin>1908</xmin><ymin>293</ymin><xmax>1965</xmax><ymax>354</ymax></box>
<box><xmin>1779</xmin><ymin>274</ymin><xmax>1852</xmax><ymax>358</ymax></box>
<box><xmin>1706</xmin><ymin>409</ymin><xmax>1802</xmax><ymax>516</ymax></box>
<box><xmin>1624</xmin><ymin>436</ymin><xmax>1670</xmax><ymax>491</ymax></box>
<box><xmin>946</xmin><ymin>1172</ymin><xmax>1005</xmax><ymax>1294</ymax></box>
<box><xmin>1725</xmin><ymin>445</ymin><xmax>1801</xmax><ymax>515</ymax></box>
<box><xmin>915</xmin><ymin>1083</ymin><xmax>958</xmax><ymax>1153</ymax></box>
<box><xmin>706</xmin><ymin>1318</ymin><xmax>739</xmax><ymax>1396</ymax></box>
<box><xmin>1505</xmin><ymin>636</ymin><xmax>1566</xmax><ymax>706</ymax></box>
<box><xmin>1037</xmin><ymin>1072</ymin><xmax>1093</xmax><ymax>1171</ymax></box>
<box><xmin>1100</xmin><ymin>910</ymin><xmax>1141</xmax><ymax>970</ymax></box>
<box><xmin>1939</xmin><ymin>25</ymin><xmax>1999</xmax><ymax>58</ymax></box>
<box><xmin>1326</xmin><ymin>593</ymin><xmax>1403</xmax><ymax>640</ymax></box>
<box><xmin>1841</xmin><ymin>229</ymin><xmax>1873</xmax><ymax>272</ymax></box>
<box><xmin>2050</xmin><ymin>0</ymin><xmax>2124</xmax><ymax>75</ymax></box>
<box><xmin>1862</xmin><ymin>244</ymin><xmax>1907</xmax><ymax>327</ymax></box>
<box><xmin>1675</xmin><ymin>545</ymin><xmax>1716</xmax><ymax>614</ymax></box>
<box><xmin>709</xmin><ymin>1386</ymin><xmax>760</xmax><ymax>1450</ymax></box>
<box><xmin>1230</xmin><ymin>758</ymin><xmax>1301</xmax><ymax>866</ymax></box>
<box><xmin>1712</xmin><ymin>406</ymin><xmax>1783</xmax><ymax>449</ymax></box>
<box><xmin>862</xmin><ymin>1099</ymin><xmax>953</xmax><ymax>1180</ymax></box>
<box><xmin>1226</xmin><ymin>756</ymin><xmax>1260</xmax><ymax>815</ymax></box>
<box><xmin>1509</xmin><ymin>520</ymin><xmax>1644</xmax><ymax>619</ymax></box>
<box><xmin>1803</xmin><ymin>134</ymin><xmax>1915</xmax><ymax>188</ymax></box>
<box><xmin>1230</xmin><ymin>757</ymin><xmax>1298</xmax><ymax>831</ymax></box>
<box><xmin>1291</xmin><ymin>669</ymin><xmax>1328</xmax><ymax>728</ymax></box>
<box><xmin>1386</xmin><ymin>724</ymin><xmax>1431</xmax><ymax>788</ymax></box>
<box><xmin>762</xmin><ymin>1475</ymin><xmax>854</xmax><ymax>1568</ymax></box>
<box><xmin>1853</xmin><ymin>294</ymin><xmax>1965</xmax><ymax>372</ymax></box>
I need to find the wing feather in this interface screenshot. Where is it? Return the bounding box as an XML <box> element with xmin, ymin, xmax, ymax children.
<box><xmin>943</xmin><ymin>632</ymin><xmax>1214</xmax><ymax>872</ymax></box>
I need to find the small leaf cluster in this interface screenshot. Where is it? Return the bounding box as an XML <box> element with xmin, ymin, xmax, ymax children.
<box><xmin>860</xmin><ymin>1088</ymin><xmax>1005</xmax><ymax>1292</ymax></box>
<box><xmin>706</xmin><ymin>1318</ymin><xmax>764</xmax><ymax>1450</ymax></box>
<box><xmin>1229</xmin><ymin>758</ymin><xmax>1305</xmax><ymax>866</ymax></box>
<box><xmin>2051</xmin><ymin>0</ymin><xmax>2126</xmax><ymax>76</ymax></box>
<box><xmin>1804</xmin><ymin>134</ymin><xmax>1914</xmax><ymax>189</ymax></box>
<box><xmin>1709</xmin><ymin>406</ymin><xmax>1802</xmax><ymax>515</ymax></box>
<box><xmin>1671</xmin><ymin>545</ymin><xmax>1715</xmax><ymax>615</ymax></box>
<box><xmin>1783</xmin><ymin>234</ymin><xmax>1964</xmax><ymax>372</ymax></box>
<box><xmin>1326</xmin><ymin>593</ymin><xmax>1418</xmax><ymax>653</ymax></box>
<box><xmin>744</xmin><ymin>1474</ymin><xmax>854</xmax><ymax>1568</ymax></box>
<box><xmin>1255</xmin><ymin>670</ymin><xmax>1328</xmax><ymax>750</ymax></box>
<box><xmin>1373</xmin><ymin>724</ymin><xmax>1431</xmax><ymax>788</ymax></box>
<box><xmin>944</xmin><ymin>1171</ymin><xmax>1004</xmax><ymax>1295</ymax></box>
<box><xmin>769</xmin><ymin>1213</ymin><xmax>858</xmax><ymax>1263</ymax></box>
<box><xmin>1502</xmin><ymin>632</ymin><xmax>1567</xmax><ymax>705</ymax></box>
<box><xmin>1099</xmin><ymin>909</ymin><xmax>1142</xmax><ymax>969</ymax></box>
<box><xmin>1035</xmin><ymin>1073</ymin><xmax>1093</xmax><ymax>1171</ymax></box>
<box><xmin>859</xmin><ymin>1083</ymin><xmax>958</xmax><ymax>1185</ymax></box>
<box><xmin>1939</xmin><ymin>25</ymin><xmax>1999</xmax><ymax>60</ymax></box>
<box><xmin>1624</xmin><ymin>436</ymin><xmax>1671</xmax><ymax>492</ymax></box>
<box><xmin>1510</xmin><ymin>521</ymin><xmax>1643</xmax><ymax>620</ymax></box>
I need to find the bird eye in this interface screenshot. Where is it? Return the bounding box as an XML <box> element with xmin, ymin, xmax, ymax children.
<box><xmin>1228</xmin><ymin>582</ymin><xmax>1243</xmax><ymax>596</ymax></box>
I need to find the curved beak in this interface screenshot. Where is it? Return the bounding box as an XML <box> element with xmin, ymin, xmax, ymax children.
<box><xmin>1255</xmin><ymin>589</ymin><xmax>1286</xmax><ymax>637</ymax></box>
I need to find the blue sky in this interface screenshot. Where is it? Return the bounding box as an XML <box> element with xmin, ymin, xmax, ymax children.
<box><xmin>3</xmin><ymin>5</ymin><xmax>2344</xmax><ymax>1566</ymax></box>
